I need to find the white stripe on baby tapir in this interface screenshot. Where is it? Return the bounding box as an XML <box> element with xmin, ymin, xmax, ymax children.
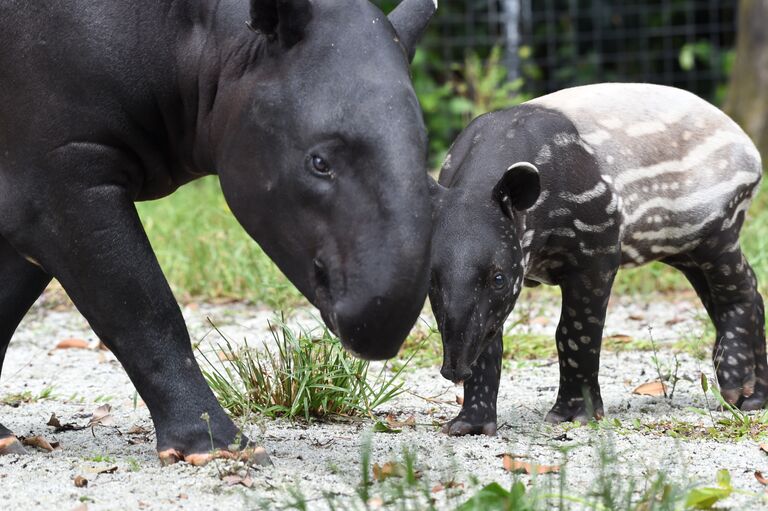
<box><xmin>559</xmin><ymin>181</ymin><xmax>607</xmax><ymax>204</ymax></box>
<box><xmin>613</xmin><ymin>130</ymin><xmax>746</xmax><ymax>190</ymax></box>
<box><xmin>574</xmin><ymin>218</ymin><xmax>615</xmax><ymax>233</ymax></box>
<box><xmin>630</xmin><ymin>210</ymin><xmax>721</xmax><ymax>241</ymax></box>
<box><xmin>623</xmin><ymin>171</ymin><xmax>759</xmax><ymax>225</ymax></box>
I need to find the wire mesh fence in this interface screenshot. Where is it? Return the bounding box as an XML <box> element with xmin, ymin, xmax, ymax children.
<box><xmin>377</xmin><ymin>0</ymin><xmax>737</xmax><ymax>102</ymax></box>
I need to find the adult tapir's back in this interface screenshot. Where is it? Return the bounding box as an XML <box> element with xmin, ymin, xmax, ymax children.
<box><xmin>527</xmin><ymin>83</ymin><xmax>762</xmax><ymax>265</ymax></box>
<box><xmin>0</xmin><ymin>0</ymin><xmax>241</xmax><ymax>195</ymax></box>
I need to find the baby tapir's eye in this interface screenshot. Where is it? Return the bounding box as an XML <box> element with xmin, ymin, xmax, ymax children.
<box><xmin>491</xmin><ymin>272</ymin><xmax>506</xmax><ymax>290</ymax></box>
<box><xmin>310</xmin><ymin>155</ymin><xmax>332</xmax><ymax>176</ymax></box>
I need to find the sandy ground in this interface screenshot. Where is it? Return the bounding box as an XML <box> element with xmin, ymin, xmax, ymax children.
<box><xmin>2</xmin><ymin>292</ymin><xmax>768</xmax><ymax>510</ymax></box>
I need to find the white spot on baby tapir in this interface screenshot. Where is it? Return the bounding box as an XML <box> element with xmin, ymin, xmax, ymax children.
<box><xmin>598</xmin><ymin>117</ymin><xmax>623</xmax><ymax>130</ymax></box>
<box><xmin>567</xmin><ymin>358</ymin><xmax>579</xmax><ymax>368</ymax></box>
<box><xmin>582</xmin><ymin>130</ymin><xmax>611</xmax><ymax>146</ymax></box>
<box><xmin>568</xmin><ymin>339</ymin><xmax>579</xmax><ymax>351</ymax></box>
<box><xmin>625</xmin><ymin>120</ymin><xmax>667</xmax><ymax>137</ymax></box>
<box><xmin>535</xmin><ymin>144</ymin><xmax>552</xmax><ymax>165</ymax></box>
<box><xmin>580</xmin><ymin>335</ymin><xmax>591</xmax><ymax>344</ymax></box>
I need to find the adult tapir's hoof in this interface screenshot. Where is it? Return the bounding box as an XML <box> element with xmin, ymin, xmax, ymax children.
<box><xmin>0</xmin><ymin>436</ymin><xmax>28</xmax><ymax>456</ymax></box>
<box><xmin>442</xmin><ymin>417</ymin><xmax>497</xmax><ymax>437</ymax></box>
<box><xmin>158</xmin><ymin>446</ymin><xmax>271</xmax><ymax>467</ymax></box>
<box><xmin>545</xmin><ymin>396</ymin><xmax>604</xmax><ymax>425</ymax></box>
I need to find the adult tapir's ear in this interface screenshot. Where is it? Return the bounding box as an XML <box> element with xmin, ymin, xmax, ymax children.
<box><xmin>427</xmin><ymin>175</ymin><xmax>448</xmax><ymax>217</ymax></box>
<box><xmin>493</xmin><ymin>162</ymin><xmax>541</xmax><ymax>219</ymax></box>
<box><xmin>388</xmin><ymin>0</ymin><xmax>438</xmax><ymax>62</ymax></box>
<box><xmin>249</xmin><ymin>0</ymin><xmax>313</xmax><ymax>48</ymax></box>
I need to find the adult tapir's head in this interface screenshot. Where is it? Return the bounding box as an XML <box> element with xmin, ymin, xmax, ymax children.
<box><xmin>212</xmin><ymin>0</ymin><xmax>436</xmax><ymax>360</ymax></box>
<box><xmin>429</xmin><ymin>161</ymin><xmax>541</xmax><ymax>383</ymax></box>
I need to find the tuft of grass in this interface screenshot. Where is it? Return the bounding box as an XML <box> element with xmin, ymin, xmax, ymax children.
<box><xmin>276</xmin><ymin>433</ymin><xmax>754</xmax><ymax>511</ymax></box>
<box><xmin>200</xmin><ymin>317</ymin><xmax>408</xmax><ymax>421</ymax></box>
<box><xmin>137</xmin><ymin>176</ymin><xmax>302</xmax><ymax>308</ymax></box>
<box><xmin>1</xmin><ymin>386</ymin><xmax>55</xmax><ymax>407</ymax></box>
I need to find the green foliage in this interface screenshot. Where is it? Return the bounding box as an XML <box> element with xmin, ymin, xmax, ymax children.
<box><xmin>457</xmin><ymin>481</ymin><xmax>536</xmax><ymax>511</ymax></box>
<box><xmin>413</xmin><ymin>46</ymin><xmax>530</xmax><ymax>168</ymax></box>
<box><xmin>137</xmin><ymin>176</ymin><xmax>301</xmax><ymax>308</ymax></box>
<box><xmin>200</xmin><ymin>318</ymin><xmax>407</xmax><ymax>421</ymax></box>
<box><xmin>685</xmin><ymin>470</ymin><xmax>733</xmax><ymax>510</ymax></box>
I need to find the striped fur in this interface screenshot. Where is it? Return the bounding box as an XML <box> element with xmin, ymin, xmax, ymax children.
<box><xmin>431</xmin><ymin>83</ymin><xmax>766</xmax><ymax>436</ymax></box>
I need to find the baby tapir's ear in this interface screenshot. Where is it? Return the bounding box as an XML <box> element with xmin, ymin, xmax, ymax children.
<box><xmin>493</xmin><ymin>162</ymin><xmax>541</xmax><ymax>218</ymax></box>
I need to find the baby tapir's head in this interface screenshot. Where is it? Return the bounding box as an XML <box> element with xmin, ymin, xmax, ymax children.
<box><xmin>429</xmin><ymin>162</ymin><xmax>540</xmax><ymax>383</ymax></box>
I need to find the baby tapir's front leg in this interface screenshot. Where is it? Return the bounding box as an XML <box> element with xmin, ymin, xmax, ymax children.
<box><xmin>443</xmin><ymin>331</ymin><xmax>502</xmax><ymax>436</ymax></box>
<box><xmin>546</xmin><ymin>268</ymin><xmax>617</xmax><ymax>423</ymax></box>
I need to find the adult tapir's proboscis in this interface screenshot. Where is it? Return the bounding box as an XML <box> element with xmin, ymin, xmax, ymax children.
<box><xmin>0</xmin><ymin>0</ymin><xmax>437</xmax><ymax>463</ymax></box>
<box><xmin>429</xmin><ymin>83</ymin><xmax>766</xmax><ymax>436</ymax></box>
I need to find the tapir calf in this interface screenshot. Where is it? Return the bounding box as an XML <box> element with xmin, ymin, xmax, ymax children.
<box><xmin>429</xmin><ymin>83</ymin><xmax>766</xmax><ymax>436</ymax></box>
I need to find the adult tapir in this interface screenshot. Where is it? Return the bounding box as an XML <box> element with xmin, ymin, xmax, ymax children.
<box><xmin>0</xmin><ymin>0</ymin><xmax>437</xmax><ymax>464</ymax></box>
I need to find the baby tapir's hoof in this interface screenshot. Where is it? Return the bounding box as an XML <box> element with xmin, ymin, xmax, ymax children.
<box><xmin>158</xmin><ymin>446</ymin><xmax>272</xmax><ymax>467</ymax></box>
<box><xmin>0</xmin><ymin>436</ymin><xmax>28</xmax><ymax>456</ymax></box>
<box><xmin>442</xmin><ymin>417</ymin><xmax>497</xmax><ymax>437</ymax></box>
<box><xmin>545</xmin><ymin>395</ymin><xmax>604</xmax><ymax>424</ymax></box>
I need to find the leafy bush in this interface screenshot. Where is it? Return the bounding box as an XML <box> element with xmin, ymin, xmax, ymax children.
<box><xmin>414</xmin><ymin>46</ymin><xmax>530</xmax><ymax>169</ymax></box>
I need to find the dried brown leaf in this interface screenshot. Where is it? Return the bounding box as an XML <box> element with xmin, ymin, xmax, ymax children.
<box><xmin>73</xmin><ymin>475</ymin><xmax>88</xmax><ymax>488</ymax></box>
<box><xmin>385</xmin><ymin>413</ymin><xmax>416</xmax><ymax>428</ymax></box>
<box><xmin>221</xmin><ymin>475</ymin><xmax>253</xmax><ymax>487</ymax></box>
<box><xmin>431</xmin><ymin>481</ymin><xmax>464</xmax><ymax>493</ymax></box>
<box><xmin>607</xmin><ymin>334</ymin><xmax>633</xmax><ymax>342</ymax></box>
<box><xmin>372</xmin><ymin>462</ymin><xmax>407</xmax><ymax>482</ymax></box>
<box><xmin>85</xmin><ymin>465</ymin><xmax>118</xmax><ymax>475</ymax></box>
<box><xmin>761</xmin><ymin>444</ymin><xmax>768</xmax><ymax>455</ymax></box>
<box><xmin>88</xmin><ymin>404</ymin><xmax>115</xmax><ymax>427</ymax></box>
<box><xmin>455</xmin><ymin>395</ymin><xmax>464</xmax><ymax>406</ymax></box>
<box><xmin>632</xmin><ymin>380</ymin><xmax>668</xmax><ymax>397</ymax></box>
<box><xmin>755</xmin><ymin>471</ymin><xmax>768</xmax><ymax>486</ymax></box>
<box><xmin>21</xmin><ymin>435</ymin><xmax>57</xmax><ymax>452</ymax></box>
<box><xmin>217</xmin><ymin>351</ymin><xmax>237</xmax><ymax>362</ymax></box>
<box><xmin>502</xmin><ymin>454</ymin><xmax>559</xmax><ymax>474</ymax></box>
<box><xmin>47</xmin><ymin>413</ymin><xmax>84</xmax><ymax>432</ymax></box>
<box><xmin>55</xmin><ymin>338</ymin><xmax>89</xmax><ymax>350</ymax></box>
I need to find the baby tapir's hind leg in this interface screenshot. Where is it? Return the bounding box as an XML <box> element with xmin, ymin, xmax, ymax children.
<box><xmin>0</xmin><ymin>236</ymin><xmax>52</xmax><ymax>455</ymax></box>
<box><xmin>442</xmin><ymin>331</ymin><xmax>502</xmax><ymax>436</ymax></box>
<box><xmin>686</xmin><ymin>243</ymin><xmax>767</xmax><ymax>408</ymax></box>
<box><xmin>546</xmin><ymin>267</ymin><xmax>617</xmax><ymax>423</ymax></box>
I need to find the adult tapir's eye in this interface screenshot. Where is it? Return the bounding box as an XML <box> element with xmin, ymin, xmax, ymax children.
<box><xmin>310</xmin><ymin>155</ymin><xmax>332</xmax><ymax>176</ymax></box>
<box><xmin>491</xmin><ymin>272</ymin><xmax>506</xmax><ymax>290</ymax></box>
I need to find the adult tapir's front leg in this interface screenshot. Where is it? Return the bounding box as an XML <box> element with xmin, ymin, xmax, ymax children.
<box><xmin>1</xmin><ymin>176</ymin><xmax>268</xmax><ymax>466</ymax></box>
<box><xmin>546</xmin><ymin>269</ymin><xmax>616</xmax><ymax>423</ymax></box>
<box><xmin>442</xmin><ymin>331</ymin><xmax>502</xmax><ymax>436</ymax></box>
<box><xmin>0</xmin><ymin>235</ymin><xmax>52</xmax><ymax>455</ymax></box>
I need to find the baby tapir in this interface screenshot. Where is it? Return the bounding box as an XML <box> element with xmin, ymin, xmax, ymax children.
<box><xmin>429</xmin><ymin>83</ymin><xmax>766</xmax><ymax>436</ymax></box>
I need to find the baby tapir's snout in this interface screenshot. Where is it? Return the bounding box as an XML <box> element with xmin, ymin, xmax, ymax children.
<box><xmin>438</xmin><ymin>310</ymin><xmax>483</xmax><ymax>383</ymax></box>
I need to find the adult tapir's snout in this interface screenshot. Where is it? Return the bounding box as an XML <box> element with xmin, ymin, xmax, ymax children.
<box><xmin>315</xmin><ymin>181</ymin><xmax>433</xmax><ymax>361</ymax></box>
